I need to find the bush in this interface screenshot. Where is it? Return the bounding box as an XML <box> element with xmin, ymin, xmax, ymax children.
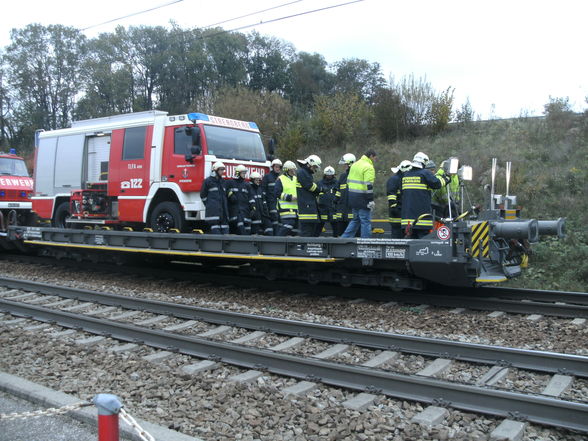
<box><xmin>312</xmin><ymin>92</ymin><xmax>371</xmax><ymax>147</ymax></box>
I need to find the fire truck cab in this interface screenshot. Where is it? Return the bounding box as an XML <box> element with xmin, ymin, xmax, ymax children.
<box><xmin>32</xmin><ymin>111</ymin><xmax>270</xmax><ymax>231</ymax></box>
<box><xmin>0</xmin><ymin>149</ymin><xmax>34</xmax><ymax>233</ymax></box>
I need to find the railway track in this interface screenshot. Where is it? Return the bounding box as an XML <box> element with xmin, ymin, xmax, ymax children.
<box><xmin>1</xmin><ymin>278</ymin><xmax>587</xmax><ymax>434</ymax></box>
<box><xmin>2</xmin><ymin>252</ymin><xmax>588</xmax><ymax>318</ymax></box>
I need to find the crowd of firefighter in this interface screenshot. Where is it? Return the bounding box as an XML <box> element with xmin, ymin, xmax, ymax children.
<box><xmin>201</xmin><ymin>150</ymin><xmax>459</xmax><ymax>239</ymax></box>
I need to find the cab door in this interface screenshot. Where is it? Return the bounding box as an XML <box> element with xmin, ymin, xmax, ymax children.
<box><xmin>161</xmin><ymin>125</ymin><xmax>205</xmax><ymax>193</ymax></box>
<box><xmin>108</xmin><ymin>125</ymin><xmax>152</xmax><ymax>221</ymax></box>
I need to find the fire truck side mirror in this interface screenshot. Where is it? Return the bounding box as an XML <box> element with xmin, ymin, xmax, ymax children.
<box><xmin>184</xmin><ymin>127</ymin><xmax>202</xmax><ymax>162</ymax></box>
<box><xmin>268</xmin><ymin>138</ymin><xmax>276</xmax><ymax>155</ymax></box>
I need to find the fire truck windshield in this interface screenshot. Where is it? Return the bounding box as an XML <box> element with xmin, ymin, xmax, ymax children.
<box><xmin>203</xmin><ymin>125</ymin><xmax>266</xmax><ymax>162</ymax></box>
<box><xmin>0</xmin><ymin>157</ymin><xmax>29</xmax><ymax>177</ymax></box>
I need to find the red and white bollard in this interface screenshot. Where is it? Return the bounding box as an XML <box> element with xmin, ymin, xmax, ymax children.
<box><xmin>93</xmin><ymin>394</ymin><xmax>122</xmax><ymax>441</ymax></box>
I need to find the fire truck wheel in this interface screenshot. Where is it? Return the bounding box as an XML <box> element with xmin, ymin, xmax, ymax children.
<box><xmin>149</xmin><ymin>202</ymin><xmax>186</xmax><ymax>233</ymax></box>
<box><xmin>53</xmin><ymin>201</ymin><xmax>71</xmax><ymax>228</ymax></box>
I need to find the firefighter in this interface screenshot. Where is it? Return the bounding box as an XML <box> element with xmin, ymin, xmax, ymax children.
<box><xmin>249</xmin><ymin>171</ymin><xmax>273</xmax><ymax>235</ymax></box>
<box><xmin>342</xmin><ymin>150</ymin><xmax>377</xmax><ymax>238</ymax></box>
<box><xmin>296</xmin><ymin>155</ymin><xmax>322</xmax><ymax>237</ymax></box>
<box><xmin>274</xmin><ymin>161</ymin><xmax>298</xmax><ymax>236</ymax></box>
<box><xmin>386</xmin><ymin>160</ymin><xmax>412</xmax><ymax>239</ymax></box>
<box><xmin>227</xmin><ymin>164</ymin><xmax>255</xmax><ymax>235</ymax></box>
<box><xmin>201</xmin><ymin>161</ymin><xmax>230</xmax><ymax>234</ymax></box>
<box><xmin>334</xmin><ymin>153</ymin><xmax>356</xmax><ymax>236</ymax></box>
<box><xmin>317</xmin><ymin>166</ymin><xmax>338</xmax><ymax>236</ymax></box>
<box><xmin>401</xmin><ymin>152</ymin><xmax>450</xmax><ymax>239</ymax></box>
<box><xmin>432</xmin><ymin>159</ymin><xmax>461</xmax><ymax>218</ymax></box>
<box><xmin>262</xmin><ymin>158</ymin><xmax>282</xmax><ymax>234</ymax></box>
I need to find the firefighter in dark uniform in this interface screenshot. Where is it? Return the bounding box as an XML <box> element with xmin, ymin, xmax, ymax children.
<box><xmin>386</xmin><ymin>160</ymin><xmax>412</xmax><ymax>239</ymax></box>
<box><xmin>249</xmin><ymin>171</ymin><xmax>273</xmax><ymax>235</ymax></box>
<box><xmin>227</xmin><ymin>164</ymin><xmax>255</xmax><ymax>235</ymax></box>
<box><xmin>334</xmin><ymin>153</ymin><xmax>356</xmax><ymax>237</ymax></box>
<box><xmin>317</xmin><ymin>166</ymin><xmax>338</xmax><ymax>236</ymax></box>
<box><xmin>296</xmin><ymin>155</ymin><xmax>322</xmax><ymax>237</ymax></box>
<box><xmin>401</xmin><ymin>152</ymin><xmax>450</xmax><ymax>239</ymax></box>
<box><xmin>201</xmin><ymin>161</ymin><xmax>230</xmax><ymax>234</ymax></box>
<box><xmin>262</xmin><ymin>158</ymin><xmax>282</xmax><ymax>234</ymax></box>
<box><xmin>274</xmin><ymin>161</ymin><xmax>298</xmax><ymax>236</ymax></box>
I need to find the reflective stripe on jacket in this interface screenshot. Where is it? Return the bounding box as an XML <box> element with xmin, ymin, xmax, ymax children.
<box><xmin>275</xmin><ymin>174</ymin><xmax>298</xmax><ymax>219</ymax></box>
<box><xmin>432</xmin><ymin>169</ymin><xmax>460</xmax><ymax>205</ymax></box>
<box><xmin>318</xmin><ymin>177</ymin><xmax>338</xmax><ymax>222</ymax></box>
<box><xmin>227</xmin><ymin>177</ymin><xmax>255</xmax><ymax>223</ymax></box>
<box><xmin>334</xmin><ymin>170</ymin><xmax>353</xmax><ymax>221</ymax></box>
<box><xmin>201</xmin><ymin>175</ymin><xmax>229</xmax><ymax>224</ymax></box>
<box><xmin>386</xmin><ymin>173</ymin><xmax>402</xmax><ymax>224</ymax></box>
<box><xmin>262</xmin><ymin>170</ymin><xmax>280</xmax><ymax>215</ymax></box>
<box><xmin>347</xmin><ymin>155</ymin><xmax>375</xmax><ymax>210</ymax></box>
<box><xmin>296</xmin><ymin>165</ymin><xmax>320</xmax><ymax>223</ymax></box>
<box><xmin>400</xmin><ymin>167</ymin><xmax>445</xmax><ymax>229</ymax></box>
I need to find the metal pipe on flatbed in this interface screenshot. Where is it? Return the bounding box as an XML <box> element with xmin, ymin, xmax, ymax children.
<box><xmin>491</xmin><ymin>219</ymin><xmax>539</xmax><ymax>243</ymax></box>
<box><xmin>537</xmin><ymin>218</ymin><xmax>566</xmax><ymax>239</ymax></box>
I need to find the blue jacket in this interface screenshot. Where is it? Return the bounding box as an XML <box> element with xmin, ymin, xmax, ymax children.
<box><xmin>201</xmin><ymin>175</ymin><xmax>229</xmax><ymax>224</ymax></box>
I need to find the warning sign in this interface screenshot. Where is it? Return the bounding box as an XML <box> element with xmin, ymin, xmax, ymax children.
<box><xmin>436</xmin><ymin>226</ymin><xmax>451</xmax><ymax>241</ymax></box>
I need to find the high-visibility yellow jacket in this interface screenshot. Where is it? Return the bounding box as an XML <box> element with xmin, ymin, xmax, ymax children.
<box><xmin>347</xmin><ymin>155</ymin><xmax>375</xmax><ymax>210</ymax></box>
<box><xmin>274</xmin><ymin>174</ymin><xmax>298</xmax><ymax>219</ymax></box>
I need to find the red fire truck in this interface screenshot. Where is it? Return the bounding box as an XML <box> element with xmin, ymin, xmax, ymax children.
<box><xmin>0</xmin><ymin>149</ymin><xmax>34</xmax><ymax>234</ymax></box>
<box><xmin>32</xmin><ymin>111</ymin><xmax>271</xmax><ymax>231</ymax></box>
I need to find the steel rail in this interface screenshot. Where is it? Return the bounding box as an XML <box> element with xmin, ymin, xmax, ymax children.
<box><xmin>1</xmin><ymin>298</ymin><xmax>587</xmax><ymax>433</ymax></box>
<box><xmin>467</xmin><ymin>286</ymin><xmax>588</xmax><ymax>306</ymax></box>
<box><xmin>1</xmin><ymin>277</ymin><xmax>587</xmax><ymax>378</ymax></box>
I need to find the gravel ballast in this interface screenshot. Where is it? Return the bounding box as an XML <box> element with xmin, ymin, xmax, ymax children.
<box><xmin>1</xmin><ymin>261</ymin><xmax>587</xmax><ymax>440</ymax></box>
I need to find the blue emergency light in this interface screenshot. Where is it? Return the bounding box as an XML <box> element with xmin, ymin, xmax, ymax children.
<box><xmin>187</xmin><ymin>112</ymin><xmax>209</xmax><ymax>122</ymax></box>
<box><xmin>9</xmin><ymin>148</ymin><xmax>16</xmax><ymax>154</ymax></box>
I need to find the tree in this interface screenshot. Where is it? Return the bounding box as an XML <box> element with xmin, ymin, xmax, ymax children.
<box><xmin>4</xmin><ymin>24</ymin><xmax>87</xmax><ymax>135</ymax></box>
<box><xmin>332</xmin><ymin>58</ymin><xmax>385</xmax><ymax>103</ymax></box>
<box><xmin>428</xmin><ymin>87</ymin><xmax>454</xmax><ymax>134</ymax></box>
<box><xmin>159</xmin><ymin>25</ymin><xmax>212</xmax><ymax>113</ymax></box>
<box><xmin>287</xmin><ymin>52</ymin><xmax>333</xmax><ymax>108</ymax></box>
<box><xmin>203</xmin><ymin>28</ymin><xmax>249</xmax><ymax>91</ymax></box>
<box><xmin>0</xmin><ymin>58</ymin><xmax>14</xmax><ymax>149</ymax></box>
<box><xmin>543</xmin><ymin>96</ymin><xmax>575</xmax><ymax>132</ymax></box>
<box><xmin>312</xmin><ymin>92</ymin><xmax>371</xmax><ymax>146</ymax></box>
<box><xmin>455</xmin><ymin>98</ymin><xmax>475</xmax><ymax>127</ymax></box>
<box><xmin>246</xmin><ymin>32</ymin><xmax>294</xmax><ymax>94</ymax></box>
<box><xmin>396</xmin><ymin>74</ymin><xmax>437</xmax><ymax>134</ymax></box>
<box><xmin>212</xmin><ymin>86</ymin><xmax>292</xmax><ymax>142</ymax></box>
<box><xmin>75</xmin><ymin>30</ymin><xmax>134</xmax><ymax>119</ymax></box>
<box><xmin>372</xmin><ymin>86</ymin><xmax>410</xmax><ymax>142</ymax></box>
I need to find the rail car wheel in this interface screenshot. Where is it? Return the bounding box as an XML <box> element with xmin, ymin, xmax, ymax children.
<box><xmin>52</xmin><ymin>201</ymin><xmax>71</xmax><ymax>228</ymax></box>
<box><xmin>149</xmin><ymin>202</ymin><xmax>186</xmax><ymax>233</ymax></box>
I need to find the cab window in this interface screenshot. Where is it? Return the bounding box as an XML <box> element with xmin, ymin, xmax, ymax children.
<box><xmin>122</xmin><ymin>126</ymin><xmax>147</xmax><ymax>160</ymax></box>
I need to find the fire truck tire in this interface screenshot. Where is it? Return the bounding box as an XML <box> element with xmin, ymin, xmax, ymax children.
<box><xmin>149</xmin><ymin>202</ymin><xmax>186</xmax><ymax>233</ymax></box>
<box><xmin>52</xmin><ymin>201</ymin><xmax>71</xmax><ymax>228</ymax></box>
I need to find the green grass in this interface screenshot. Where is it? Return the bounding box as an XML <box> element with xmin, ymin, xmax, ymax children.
<box><xmin>295</xmin><ymin>114</ymin><xmax>588</xmax><ymax>291</ymax></box>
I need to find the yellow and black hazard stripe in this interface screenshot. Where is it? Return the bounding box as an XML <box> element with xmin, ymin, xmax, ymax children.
<box><xmin>471</xmin><ymin>221</ymin><xmax>490</xmax><ymax>257</ymax></box>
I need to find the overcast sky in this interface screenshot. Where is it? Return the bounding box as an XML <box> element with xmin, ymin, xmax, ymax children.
<box><xmin>1</xmin><ymin>0</ymin><xmax>586</xmax><ymax>118</ymax></box>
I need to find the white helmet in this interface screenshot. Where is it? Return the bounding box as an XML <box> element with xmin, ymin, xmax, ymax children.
<box><xmin>305</xmin><ymin>154</ymin><xmax>322</xmax><ymax>170</ymax></box>
<box><xmin>338</xmin><ymin>153</ymin><xmax>356</xmax><ymax>165</ymax></box>
<box><xmin>324</xmin><ymin>166</ymin><xmax>335</xmax><ymax>176</ymax></box>
<box><xmin>212</xmin><ymin>161</ymin><xmax>226</xmax><ymax>171</ymax></box>
<box><xmin>282</xmin><ymin>160</ymin><xmax>297</xmax><ymax>172</ymax></box>
<box><xmin>412</xmin><ymin>151</ymin><xmax>429</xmax><ymax>168</ymax></box>
<box><xmin>399</xmin><ymin>160</ymin><xmax>412</xmax><ymax>172</ymax></box>
<box><xmin>271</xmin><ymin>158</ymin><xmax>282</xmax><ymax>167</ymax></box>
<box><xmin>235</xmin><ymin>164</ymin><xmax>248</xmax><ymax>177</ymax></box>
<box><xmin>250</xmin><ymin>171</ymin><xmax>262</xmax><ymax>180</ymax></box>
